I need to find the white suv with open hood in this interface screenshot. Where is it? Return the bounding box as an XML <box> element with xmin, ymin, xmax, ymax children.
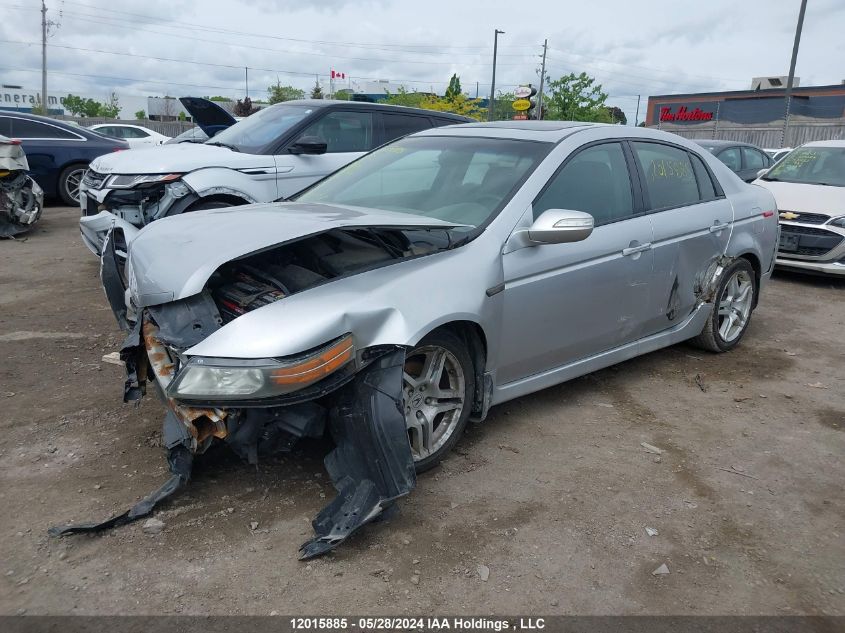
<box><xmin>78</xmin><ymin>98</ymin><xmax>471</xmax><ymax>255</ymax></box>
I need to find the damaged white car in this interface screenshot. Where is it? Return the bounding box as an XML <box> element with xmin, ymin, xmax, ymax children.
<box><xmin>52</xmin><ymin>122</ymin><xmax>778</xmax><ymax>558</ymax></box>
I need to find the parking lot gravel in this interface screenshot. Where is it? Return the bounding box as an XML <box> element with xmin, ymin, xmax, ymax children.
<box><xmin>1</xmin><ymin>206</ymin><xmax>843</xmax><ymax>615</ymax></box>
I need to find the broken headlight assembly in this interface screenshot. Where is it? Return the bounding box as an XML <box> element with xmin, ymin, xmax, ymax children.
<box><xmin>106</xmin><ymin>173</ymin><xmax>184</xmax><ymax>189</ymax></box>
<box><xmin>168</xmin><ymin>333</ymin><xmax>355</xmax><ymax>401</ymax></box>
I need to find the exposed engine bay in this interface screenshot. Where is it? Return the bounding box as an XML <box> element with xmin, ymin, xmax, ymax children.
<box><xmin>52</xmin><ymin>225</ymin><xmax>455</xmax><ymax>558</ymax></box>
<box><xmin>0</xmin><ymin>136</ymin><xmax>43</xmax><ymax>238</ymax></box>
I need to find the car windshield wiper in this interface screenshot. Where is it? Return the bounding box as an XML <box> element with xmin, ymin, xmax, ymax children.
<box><xmin>206</xmin><ymin>141</ymin><xmax>240</xmax><ymax>152</ymax></box>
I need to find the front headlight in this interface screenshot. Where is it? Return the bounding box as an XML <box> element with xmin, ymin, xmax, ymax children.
<box><xmin>107</xmin><ymin>173</ymin><xmax>183</xmax><ymax>189</ymax></box>
<box><xmin>168</xmin><ymin>334</ymin><xmax>355</xmax><ymax>401</ymax></box>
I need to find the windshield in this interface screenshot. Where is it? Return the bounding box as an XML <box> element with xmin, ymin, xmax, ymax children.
<box><xmin>207</xmin><ymin>104</ymin><xmax>313</xmax><ymax>153</ymax></box>
<box><xmin>295</xmin><ymin>136</ymin><xmax>551</xmax><ymax>228</ymax></box>
<box><xmin>763</xmin><ymin>146</ymin><xmax>845</xmax><ymax>186</ymax></box>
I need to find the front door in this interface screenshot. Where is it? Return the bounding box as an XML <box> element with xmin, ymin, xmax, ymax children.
<box><xmin>497</xmin><ymin>141</ymin><xmax>654</xmax><ymax>385</ymax></box>
<box><xmin>274</xmin><ymin>110</ymin><xmax>374</xmax><ymax>198</ymax></box>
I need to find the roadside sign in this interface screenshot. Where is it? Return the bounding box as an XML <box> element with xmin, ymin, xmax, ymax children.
<box><xmin>512</xmin><ymin>99</ymin><xmax>531</xmax><ymax>111</ymax></box>
<box><xmin>514</xmin><ymin>86</ymin><xmax>533</xmax><ymax>99</ymax></box>
<box><xmin>513</xmin><ymin>114</ymin><xmax>528</xmax><ymax>120</ymax></box>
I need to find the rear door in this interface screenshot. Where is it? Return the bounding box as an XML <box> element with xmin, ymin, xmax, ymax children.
<box><xmin>740</xmin><ymin>146</ymin><xmax>769</xmax><ymax>182</ymax></box>
<box><xmin>630</xmin><ymin>141</ymin><xmax>734</xmax><ymax>336</ymax></box>
<box><xmin>498</xmin><ymin>140</ymin><xmax>655</xmax><ymax>384</ymax></box>
<box><xmin>274</xmin><ymin>109</ymin><xmax>376</xmax><ymax>198</ymax></box>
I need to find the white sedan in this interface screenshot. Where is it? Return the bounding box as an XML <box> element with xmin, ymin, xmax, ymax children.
<box><xmin>755</xmin><ymin>140</ymin><xmax>845</xmax><ymax>276</ymax></box>
<box><xmin>88</xmin><ymin>124</ymin><xmax>170</xmax><ymax>148</ymax></box>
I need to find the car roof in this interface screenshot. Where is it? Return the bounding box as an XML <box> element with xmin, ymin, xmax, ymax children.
<box><xmin>692</xmin><ymin>139</ymin><xmax>759</xmax><ymax>149</ymax></box>
<box><xmin>802</xmin><ymin>139</ymin><xmax>845</xmax><ymax>148</ymax></box>
<box><xmin>280</xmin><ymin>99</ymin><xmax>473</xmax><ymax>121</ymax></box>
<box><xmin>413</xmin><ymin>120</ymin><xmax>604</xmax><ymax>142</ymax></box>
<box><xmin>0</xmin><ymin>110</ymin><xmax>114</xmax><ymax>140</ymax></box>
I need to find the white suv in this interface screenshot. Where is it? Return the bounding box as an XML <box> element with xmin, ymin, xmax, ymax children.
<box><xmin>79</xmin><ymin>99</ymin><xmax>470</xmax><ymax>255</ymax></box>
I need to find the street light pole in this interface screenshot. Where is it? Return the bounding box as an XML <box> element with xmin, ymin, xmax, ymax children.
<box><xmin>488</xmin><ymin>29</ymin><xmax>504</xmax><ymax>122</ymax></box>
<box><xmin>781</xmin><ymin>0</ymin><xmax>808</xmax><ymax>148</ymax></box>
<box><xmin>536</xmin><ymin>39</ymin><xmax>548</xmax><ymax>120</ymax></box>
<box><xmin>41</xmin><ymin>0</ymin><xmax>47</xmax><ymax>114</ymax></box>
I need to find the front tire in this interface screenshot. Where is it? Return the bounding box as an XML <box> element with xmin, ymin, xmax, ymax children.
<box><xmin>691</xmin><ymin>259</ymin><xmax>756</xmax><ymax>353</ymax></box>
<box><xmin>58</xmin><ymin>164</ymin><xmax>86</xmax><ymax>206</ymax></box>
<box><xmin>403</xmin><ymin>330</ymin><xmax>475</xmax><ymax>473</ymax></box>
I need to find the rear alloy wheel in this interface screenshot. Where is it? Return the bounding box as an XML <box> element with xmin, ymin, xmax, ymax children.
<box><xmin>58</xmin><ymin>164</ymin><xmax>86</xmax><ymax>206</ymax></box>
<box><xmin>403</xmin><ymin>330</ymin><xmax>475</xmax><ymax>472</ymax></box>
<box><xmin>691</xmin><ymin>259</ymin><xmax>756</xmax><ymax>353</ymax></box>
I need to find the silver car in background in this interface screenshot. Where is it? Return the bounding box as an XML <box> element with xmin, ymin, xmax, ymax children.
<box><xmin>54</xmin><ymin>122</ymin><xmax>778</xmax><ymax>558</ymax></box>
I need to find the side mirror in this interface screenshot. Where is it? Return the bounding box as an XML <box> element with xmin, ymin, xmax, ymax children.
<box><xmin>527</xmin><ymin>209</ymin><xmax>594</xmax><ymax>244</ymax></box>
<box><xmin>756</xmin><ymin>168</ymin><xmax>769</xmax><ymax>179</ymax></box>
<box><xmin>289</xmin><ymin>135</ymin><xmax>328</xmax><ymax>155</ymax></box>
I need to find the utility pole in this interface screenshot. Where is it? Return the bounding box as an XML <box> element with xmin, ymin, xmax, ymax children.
<box><xmin>41</xmin><ymin>0</ymin><xmax>47</xmax><ymax>114</ymax></box>
<box><xmin>488</xmin><ymin>29</ymin><xmax>504</xmax><ymax>122</ymax></box>
<box><xmin>781</xmin><ymin>0</ymin><xmax>808</xmax><ymax>148</ymax></box>
<box><xmin>244</xmin><ymin>67</ymin><xmax>249</xmax><ymax>99</ymax></box>
<box><xmin>634</xmin><ymin>95</ymin><xmax>641</xmax><ymax>127</ymax></box>
<box><xmin>536</xmin><ymin>39</ymin><xmax>548</xmax><ymax>120</ymax></box>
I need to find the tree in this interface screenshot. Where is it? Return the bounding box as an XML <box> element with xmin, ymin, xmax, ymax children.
<box><xmin>268</xmin><ymin>82</ymin><xmax>305</xmax><ymax>104</ymax></box>
<box><xmin>62</xmin><ymin>93</ymin><xmax>120</xmax><ymax>118</ymax></box>
<box><xmin>233</xmin><ymin>96</ymin><xmax>259</xmax><ymax>116</ymax></box>
<box><xmin>383</xmin><ymin>87</ymin><xmax>429</xmax><ymax>109</ymax></box>
<box><xmin>492</xmin><ymin>90</ymin><xmax>516</xmax><ymax>121</ymax></box>
<box><xmin>135</xmin><ymin>110</ymin><xmax>146</xmax><ymax>120</ymax></box>
<box><xmin>310</xmin><ymin>81</ymin><xmax>323</xmax><ymax>100</ymax></box>
<box><xmin>542</xmin><ymin>72</ymin><xmax>612</xmax><ymax>123</ymax></box>
<box><xmin>605</xmin><ymin>106</ymin><xmax>627</xmax><ymax>125</ymax></box>
<box><xmin>99</xmin><ymin>92</ymin><xmax>120</xmax><ymax>118</ymax></box>
<box><xmin>177</xmin><ymin>111</ymin><xmax>187</xmax><ymax>121</ymax></box>
<box><xmin>444</xmin><ymin>74</ymin><xmax>462</xmax><ymax>101</ymax></box>
<box><xmin>333</xmin><ymin>89</ymin><xmax>353</xmax><ymax>101</ymax></box>
<box><xmin>421</xmin><ymin>92</ymin><xmax>485</xmax><ymax>120</ymax></box>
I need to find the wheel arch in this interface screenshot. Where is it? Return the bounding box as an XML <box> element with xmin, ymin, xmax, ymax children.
<box><xmin>735</xmin><ymin>251</ymin><xmax>762</xmax><ymax>308</ymax></box>
<box><xmin>187</xmin><ymin>193</ymin><xmax>251</xmax><ymax>209</ymax></box>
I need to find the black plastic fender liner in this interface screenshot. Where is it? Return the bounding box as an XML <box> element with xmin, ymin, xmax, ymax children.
<box><xmin>299</xmin><ymin>347</ymin><xmax>416</xmax><ymax>560</ymax></box>
<box><xmin>100</xmin><ymin>227</ymin><xmax>130</xmax><ymax>332</ymax></box>
<box><xmin>120</xmin><ymin>318</ymin><xmax>146</xmax><ymax>403</ymax></box>
<box><xmin>48</xmin><ymin>443</ymin><xmax>193</xmax><ymax>537</ymax></box>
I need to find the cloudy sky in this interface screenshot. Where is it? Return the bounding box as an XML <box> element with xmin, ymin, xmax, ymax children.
<box><xmin>1</xmin><ymin>0</ymin><xmax>843</xmax><ymax>123</ymax></box>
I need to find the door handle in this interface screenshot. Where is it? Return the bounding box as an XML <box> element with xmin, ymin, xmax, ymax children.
<box><xmin>709</xmin><ymin>221</ymin><xmax>727</xmax><ymax>233</ymax></box>
<box><xmin>622</xmin><ymin>243</ymin><xmax>652</xmax><ymax>256</ymax></box>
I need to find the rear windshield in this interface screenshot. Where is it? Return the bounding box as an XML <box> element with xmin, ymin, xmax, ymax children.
<box><xmin>763</xmin><ymin>146</ymin><xmax>845</xmax><ymax>187</ymax></box>
<box><xmin>295</xmin><ymin>135</ymin><xmax>551</xmax><ymax>228</ymax></box>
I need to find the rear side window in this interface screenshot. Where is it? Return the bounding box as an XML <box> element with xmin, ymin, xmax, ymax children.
<box><xmin>124</xmin><ymin>127</ymin><xmax>150</xmax><ymax>138</ymax></box>
<box><xmin>534</xmin><ymin>142</ymin><xmax>634</xmax><ymax>225</ymax></box>
<box><xmin>690</xmin><ymin>153</ymin><xmax>718</xmax><ymax>200</ymax></box>
<box><xmin>717</xmin><ymin>147</ymin><xmax>741</xmax><ymax>172</ymax></box>
<box><xmin>0</xmin><ymin>116</ymin><xmax>11</xmax><ymax>136</ymax></box>
<box><xmin>742</xmin><ymin>146</ymin><xmax>767</xmax><ymax>169</ymax></box>
<box><xmin>381</xmin><ymin>113</ymin><xmax>432</xmax><ymax>142</ymax></box>
<box><xmin>632</xmin><ymin>142</ymin><xmax>700</xmax><ymax>210</ymax></box>
<box><xmin>9</xmin><ymin>118</ymin><xmax>79</xmax><ymax>139</ymax></box>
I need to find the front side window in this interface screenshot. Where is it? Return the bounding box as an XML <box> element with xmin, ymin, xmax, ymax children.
<box><xmin>632</xmin><ymin>142</ymin><xmax>700</xmax><ymax>210</ymax></box>
<box><xmin>10</xmin><ymin>118</ymin><xmax>78</xmax><ymax>139</ymax></box>
<box><xmin>295</xmin><ymin>136</ymin><xmax>550</xmax><ymax>228</ymax></box>
<box><xmin>717</xmin><ymin>147</ymin><xmax>741</xmax><ymax>172</ymax></box>
<box><xmin>295</xmin><ymin>111</ymin><xmax>373</xmax><ymax>153</ymax></box>
<box><xmin>763</xmin><ymin>146</ymin><xmax>845</xmax><ymax>187</ymax></box>
<box><xmin>534</xmin><ymin>142</ymin><xmax>634</xmax><ymax>225</ymax></box>
<box><xmin>742</xmin><ymin>147</ymin><xmax>766</xmax><ymax>170</ymax></box>
<box><xmin>208</xmin><ymin>103</ymin><xmax>313</xmax><ymax>153</ymax></box>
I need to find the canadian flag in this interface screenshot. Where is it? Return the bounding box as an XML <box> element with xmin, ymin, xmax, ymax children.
<box><xmin>331</xmin><ymin>69</ymin><xmax>346</xmax><ymax>79</ymax></box>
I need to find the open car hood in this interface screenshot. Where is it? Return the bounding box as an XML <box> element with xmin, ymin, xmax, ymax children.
<box><xmin>127</xmin><ymin>202</ymin><xmax>462</xmax><ymax>307</ymax></box>
<box><xmin>179</xmin><ymin>97</ymin><xmax>237</xmax><ymax>137</ymax></box>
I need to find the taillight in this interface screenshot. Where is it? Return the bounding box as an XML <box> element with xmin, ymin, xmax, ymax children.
<box><xmin>112</xmin><ymin>147</ymin><xmax>126</xmax><ymax>152</ymax></box>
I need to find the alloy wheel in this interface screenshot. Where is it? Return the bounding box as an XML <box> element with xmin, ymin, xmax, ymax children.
<box><xmin>65</xmin><ymin>168</ymin><xmax>85</xmax><ymax>203</ymax></box>
<box><xmin>403</xmin><ymin>345</ymin><xmax>466</xmax><ymax>462</ymax></box>
<box><xmin>717</xmin><ymin>269</ymin><xmax>754</xmax><ymax>343</ymax></box>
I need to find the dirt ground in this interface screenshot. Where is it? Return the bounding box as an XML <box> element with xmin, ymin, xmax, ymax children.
<box><xmin>1</xmin><ymin>205</ymin><xmax>843</xmax><ymax>616</ymax></box>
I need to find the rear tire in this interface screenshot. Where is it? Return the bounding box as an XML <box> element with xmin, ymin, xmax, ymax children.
<box><xmin>58</xmin><ymin>163</ymin><xmax>86</xmax><ymax>206</ymax></box>
<box><xmin>691</xmin><ymin>259</ymin><xmax>756</xmax><ymax>353</ymax></box>
<box><xmin>403</xmin><ymin>329</ymin><xmax>475</xmax><ymax>473</ymax></box>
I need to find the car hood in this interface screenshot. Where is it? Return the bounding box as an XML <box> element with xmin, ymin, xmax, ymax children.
<box><xmin>127</xmin><ymin>202</ymin><xmax>462</xmax><ymax>307</ymax></box>
<box><xmin>179</xmin><ymin>97</ymin><xmax>237</xmax><ymax>136</ymax></box>
<box><xmin>754</xmin><ymin>179</ymin><xmax>845</xmax><ymax>216</ymax></box>
<box><xmin>88</xmin><ymin>142</ymin><xmax>273</xmax><ymax>175</ymax></box>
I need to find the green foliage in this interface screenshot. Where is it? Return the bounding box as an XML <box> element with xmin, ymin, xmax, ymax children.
<box><xmin>30</xmin><ymin>95</ymin><xmax>47</xmax><ymax>115</ymax></box>
<box><xmin>134</xmin><ymin>109</ymin><xmax>146</xmax><ymax>120</ymax></box>
<box><xmin>310</xmin><ymin>81</ymin><xmax>324</xmax><ymax>100</ymax></box>
<box><xmin>62</xmin><ymin>92</ymin><xmax>120</xmax><ymax>118</ymax></box>
<box><xmin>444</xmin><ymin>74</ymin><xmax>462</xmax><ymax>101</ymax></box>
<box><xmin>542</xmin><ymin>72</ymin><xmax>611</xmax><ymax>123</ymax></box>
<box><xmin>333</xmin><ymin>89</ymin><xmax>353</xmax><ymax>101</ymax></box>
<box><xmin>492</xmin><ymin>90</ymin><xmax>516</xmax><ymax>121</ymax></box>
<box><xmin>382</xmin><ymin>87</ymin><xmax>429</xmax><ymax>109</ymax></box>
<box><xmin>268</xmin><ymin>82</ymin><xmax>306</xmax><ymax>104</ymax></box>
<box><xmin>206</xmin><ymin>96</ymin><xmax>229</xmax><ymax>102</ymax></box>
<box><xmin>177</xmin><ymin>111</ymin><xmax>187</xmax><ymax>121</ymax></box>
<box><xmin>605</xmin><ymin>106</ymin><xmax>627</xmax><ymax>125</ymax></box>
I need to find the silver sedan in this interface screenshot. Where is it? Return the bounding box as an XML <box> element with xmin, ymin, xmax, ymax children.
<box><xmin>55</xmin><ymin>122</ymin><xmax>778</xmax><ymax>558</ymax></box>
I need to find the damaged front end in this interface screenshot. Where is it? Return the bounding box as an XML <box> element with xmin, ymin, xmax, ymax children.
<box><xmin>0</xmin><ymin>136</ymin><xmax>43</xmax><ymax>238</ymax></box>
<box><xmin>51</xmin><ymin>224</ymin><xmax>447</xmax><ymax>557</ymax></box>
